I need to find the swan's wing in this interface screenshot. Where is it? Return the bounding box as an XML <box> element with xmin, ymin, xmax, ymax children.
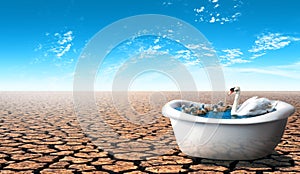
<box><xmin>253</xmin><ymin>98</ymin><xmax>272</xmax><ymax>112</ymax></box>
<box><xmin>236</xmin><ymin>96</ymin><xmax>258</xmax><ymax>112</ymax></box>
<box><xmin>236</xmin><ymin>97</ymin><xmax>272</xmax><ymax>116</ymax></box>
<box><xmin>267</xmin><ymin>100</ymin><xmax>278</xmax><ymax>112</ymax></box>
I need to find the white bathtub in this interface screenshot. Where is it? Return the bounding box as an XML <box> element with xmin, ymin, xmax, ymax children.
<box><xmin>162</xmin><ymin>100</ymin><xmax>295</xmax><ymax>160</ymax></box>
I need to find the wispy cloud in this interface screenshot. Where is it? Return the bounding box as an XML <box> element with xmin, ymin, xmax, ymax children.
<box><xmin>248</xmin><ymin>32</ymin><xmax>300</xmax><ymax>59</ymax></box>
<box><xmin>176</xmin><ymin>43</ymin><xmax>218</xmax><ymax>66</ymax></box>
<box><xmin>175</xmin><ymin>49</ymin><xmax>192</xmax><ymax>60</ymax></box>
<box><xmin>174</xmin><ymin>48</ymin><xmax>202</xmax><ymax>66</ymax></box>
<box><xmin>194</xmin><ymin>0</ymin><xmax>243</xmax><ymax>24</ymax></box>
<box><xmin>139</xmin><ymin>45</ymin><xmax>169</xmax><ymax>58</ymax></box>
<box><xmin>162</xmin><ymin>1</ymin><xmax>173</xmax><ymax>6</ymax></box>
<box><xmin>50</xmin><ymin>31</ymin><xmax>74</xmax><ymax>58</ymax></box>
<box><xmin>250</xmin><ymin>52</ymin><xmax>266</xmax><ymax>59</ymax></box>
<box><xmin>33</xmin><ymin>30</ymin><xmax>75</xmax><ymax>67</ymax></box>
<box><xmin>186</xmin><ymin>43</ymin><xmax>217</xmax><ymax>54</ymax></box>
<box><xmin>219</xmin><ymin>48</ymin><xmax>249</xmax><ymax>66</ymax></box>
<box><xmin>218</xmin><ymin>32</ymin><xmax>300</xmax><ymax>66</ymax></box>
<box><xmin>226</xmin><ymin>61</ymin><xmax>300</xmax><ymax>79</ymax></box>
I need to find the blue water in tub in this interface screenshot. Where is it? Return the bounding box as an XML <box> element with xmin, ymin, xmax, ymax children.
<box><xmin>175</xmin><ymin>107</ymin><xmax>253</xmax><ymax>119</ymax></box>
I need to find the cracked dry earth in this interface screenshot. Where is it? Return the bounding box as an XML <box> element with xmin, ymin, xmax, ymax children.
<box><xmin>0</xmin><ymin>91</ymin><xmax>299</xmax><ymax>174</ymax></box>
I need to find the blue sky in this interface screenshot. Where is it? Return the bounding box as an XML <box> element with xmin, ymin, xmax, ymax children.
<box><xmin>1</xmin><ymin>0</ymin><xmax>300</xmax><ymax>91</ymax></box>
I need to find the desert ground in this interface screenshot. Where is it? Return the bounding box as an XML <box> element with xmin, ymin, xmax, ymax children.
<box><xmin>0</xmin><ymin>91</ymin><xmax>299</xmax><ymax>173</ymax></box>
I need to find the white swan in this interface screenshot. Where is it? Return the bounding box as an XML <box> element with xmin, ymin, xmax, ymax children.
<box><xmin>229</xmin><ymin>87</ymin><xmax>278</xmax><ymax>116</ymax></box>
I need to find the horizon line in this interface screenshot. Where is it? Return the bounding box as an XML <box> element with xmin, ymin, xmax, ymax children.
<box><xmin>1</xmin><ymin>90</ymin><xmax>300</xmax><ymax>92</ymax></box>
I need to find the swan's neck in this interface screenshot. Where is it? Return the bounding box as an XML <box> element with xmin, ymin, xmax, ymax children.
<box><xmin>231</xmin><ymin>92</ymin><xmax>240</xmax><ymax>115</ymax></box>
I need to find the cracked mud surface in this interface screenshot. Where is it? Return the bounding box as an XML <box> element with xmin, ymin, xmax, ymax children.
<box><xmin>0</xmin><ymin>92</ymin><xmax>299</xmax><ymax>173</ymax></box>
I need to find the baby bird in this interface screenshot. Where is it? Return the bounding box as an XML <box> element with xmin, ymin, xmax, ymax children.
<box><xmin>205</xmin><ymin>102</ymin><xmax>232</xmax><ymax>112</ymax></box>
<box><xmin>218</xmin><ymin>101</ymin><xmax>224</xmax><ymax>107</ymax></box>
<box><xmin>181</xmin><ymin>103</ymin><xmax>208</xmax><ymax>115</ymax></box>
<box><xmin>217</xmin><ymin>101</ymin><xmax>232</xmax><ymax>112</ymax></box>
<box><xmin>190</xmin><ymin>107</ymin><xmax>198</xmax><ymax>116</ymax></box>
<box><xmin>215</xmin><ymin>105</ymin><xmax>232</xmax><ymax>112</ymax></box>
<box><xmin>196</xmin><ymin>104</ymin><xmax>209</xmax><ymax>115</ymax></box>
<box><xmin>181</xmin><ymin>104</ymin><xmax>190</xmax><ymax>113</ymax></box>
<box><xmin>197</xmin><ymin>108</ymin><xmax>208</xmax><ymax>115</ymax></box>
<box><xmin>181</xmin><ymin>104</ymin><xmax>195</xmax><ymax>113</ymax></box>
<box><xmin>203</xmin><ymin>104</ymin><xmax>214</xmax><ymax>112</ymax></box>
<box><xmin>212</xmin><ymin>104</ymin><xmax>218</xmax><ymax>112</ymax></box>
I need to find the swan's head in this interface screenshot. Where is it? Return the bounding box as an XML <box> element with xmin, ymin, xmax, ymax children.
<box><xmin>228</xmin><ymin>86</ymin><xmax>240</xmax><ymax>95</ymax></box>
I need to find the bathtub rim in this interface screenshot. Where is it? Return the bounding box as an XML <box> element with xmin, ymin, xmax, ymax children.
<box><xmin>162</xmin><ymin>99</ymin><xmax>295</xmax><ymax>125</ymax></box>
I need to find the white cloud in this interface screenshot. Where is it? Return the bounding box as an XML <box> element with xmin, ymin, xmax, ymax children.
<box><xmin>167</xmin><ymin>29</ymin><xmax>174</xmax><ymax>33</ymax></box>
<box><xmin>153</xmin><ymin>45</ymin><xmax>161</xmax><ymax>50</ymax></box>
<box><xmin>195</xmin><ymin>6</ymin><xmax>205</xmax><ymax>13</ymax></box>
<box><xmin>56</xmin><ymin>43</ymin><xmax>72</xmax><ymax>58</ymax></box>
<box><xmin>33</xmin><ymin>30</ymin><xmax>75</xmax><ymax>67</ymax></box>
<box><xmin>221</xmin><ymin>49</ymin><xmax>243</xmax><ymax>58</ymax></box>
<box><xmin>249</xmin><ymin>32</ymin><xmax>300</xmax><ymax>59</ymax></box>
<box><xmin>57</xmin><ymin>31</ymin><xmax>73</xmax><ymax>45</ymax></box>
<box><xmin>162</xmin><ymin>1</ymin><xmax>173</xmax><ymax>6</ymax></box>
<box><xmin>174</xmin><ymin>49</ymin><xmax>192</xmax><ymax>61</ymax></box>
<box><xmin>53</xmin><ymin>31</ymin><xmax>74</xmax><ymax>58</ymax></box>
<box><xmin>222</xmin><ymin>61</ymin><xmax>300</xmax><ymax>91</ymax></box>
<box><xmin>194</xmin><ymin>0</ymin><xmax>243</xmax><ymax>24</ymax></box>
<box><xmin>35</xmin><ymin>30</ymin><xmax>74</xmax><ymax>58</ymax></box>
<box><xmin>231</xmin><ymin>12</ymin><xmax>241</xmax><ymax>21</ymax></box>
<box><xmin>249</xmin><ymin>33</ymin><xmax>289</xmax><ymax>52</ymax></box>
<box><xmin>226</xmin><ymin>61</ymin><xmax>300</xmax><ymax>79</ymax></box>
<box><xmin>291</xmin><ymin>37</ymin><xmax>300</xmax><ymax>41</ymax></box>
<box><xmin>183</xmin><ymin>59</ymin><xmax>202</xmax><ymax>67</ymax></box>
<box><xmin>209</xmin><ymin>17</ymin><xmax>216</xmax><ymax>23</ymax></box>
<box><xmin>189</xmin><ymin>44</ymin><xmax>216</xmax><ymax>54</ymax></box>
<box><xmin>250</xmin><ymin>52</ymin><xmax>266</xmax><ymax>59</ymax></box>
<box><xmin>186</xmin><ymin>43</ymin><xmax>216</xmax><ymax>53</ymax></box>
<box><xmin>216</xmin><ymin>32</ymin><xmax>300</xmax><ymax>66</ymax></box>
<box><xmin>228</xmin><ymin>58</ymin><xmax>250</xmax><ymax>64</ymax></box>
<box><xmin>219</xmin><ymin>48</ymin><xmax>250</xmax><ymax>66</ymax></box>
<box><xmin>138</xmin><ymin>46</ymin><xmax>169</xmax><ymax>59</ymax></box>
<box><xmin>186</xmin><ymin>44</ymin><xmax>201</xmax><ymax>50</ymax></box>
<box><xmin>176</xmin><ymin>50</ymin><xmax>191</xmax><ymax>55</ymax></box>
<box><xmin>174</xmin><ymin>48</ymin><xmax>201</xmax><ymax>66</ymax></box>
<box><xmin>174</xmin><ymin>43</ymin><xmax>220</xmax><ymax>67</ymax></box>
<box><xmin>203</xmin><ymin>53</ymin><xmax>214</xmax><ymax>57</ymax></box>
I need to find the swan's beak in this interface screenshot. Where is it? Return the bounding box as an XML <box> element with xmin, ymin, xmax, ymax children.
<box><xmin>228</xmin><ymin>87</ymin><xmax>235</xmax><ymax>95</ymax></box>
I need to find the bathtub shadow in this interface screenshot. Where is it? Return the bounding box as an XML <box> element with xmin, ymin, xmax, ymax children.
<box><xmin>190</xmin><ymin>151</ymin><xmax>294</xmax><ymax>171</ymax></box>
